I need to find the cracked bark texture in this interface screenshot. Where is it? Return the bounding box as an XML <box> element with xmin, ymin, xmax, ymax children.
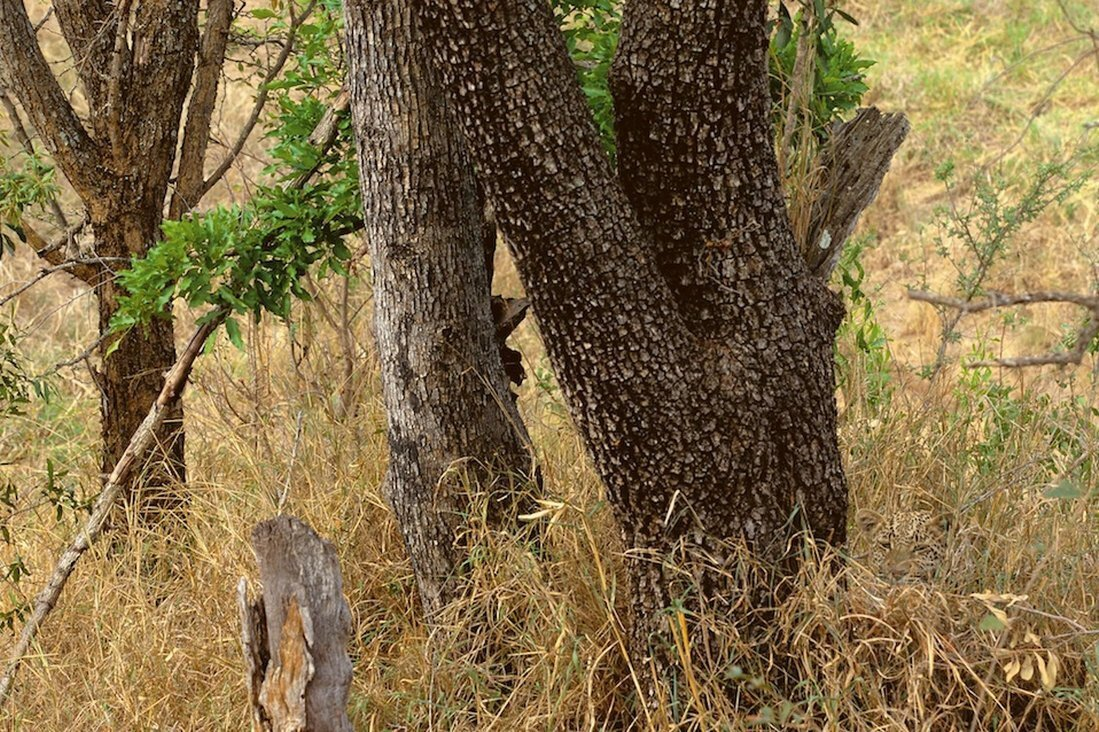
<box><xmin>344</xmin><ymin>0</ymin><xmax>535</xmax><ymax>616</ymax></box>
<box><xmin>409</xmin><ymin>0</ymin><xmax>896</xmax><ymax>685</ymax></box>
<box><xmin>0</xmin><ymin>1</ymin><xmax>205</xmax><ymax>522</ymax></box>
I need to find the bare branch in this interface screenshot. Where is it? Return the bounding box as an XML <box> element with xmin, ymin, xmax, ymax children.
<box><xmin>909</xmin><ymin>288</ymin><xmax>1099</xmax><ymax>368</ymax></box>
<box><xmin>21</xmin><ymin>217</ymin><xmax>100</xmax><ymax>285</ymax></box>
<box><xmin>198</xmin><ymin>0</ymin><xmax>320</xmax><ymax>199</ymax></box>
<box><xmin>0</xmin><ymin>257</ymin><xmax>122</xmax><ymax>311</ymax></box>
<box><xmin>0</xmin><ymin>309</ymin><xmax>227</xmax><ymax>709</ymax></box>
<box><xmin>170</xmin><ymin>0</ymin><xmax>235</xmax><ymax>219</ymax></box>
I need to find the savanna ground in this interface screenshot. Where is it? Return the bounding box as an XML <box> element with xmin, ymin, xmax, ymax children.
<box><xmin>2</xmin><ymin>0</ymin><xmax>1099</xmax><ymax>729</ymax></box>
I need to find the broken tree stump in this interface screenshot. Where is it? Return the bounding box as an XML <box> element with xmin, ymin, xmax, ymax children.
<box><xmin>238</xmin><ymin>516</ymin><xmax>353</xmax><ymax>732</ymax></box>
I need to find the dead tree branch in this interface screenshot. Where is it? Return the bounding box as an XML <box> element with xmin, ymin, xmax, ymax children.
<box><xmin>806</xmin><ymin>108</ymin><xmax>910</xmax><ymax>279</ymax></box>
<box><xmin>909</xmin><ymin>288</ymin><xmax>1099</xmax><ymax>367</ymax></box>
<box><xmin>0</xmin><ymin>310</ymin><xmax>227</xmax><ymax>708</ymax></box>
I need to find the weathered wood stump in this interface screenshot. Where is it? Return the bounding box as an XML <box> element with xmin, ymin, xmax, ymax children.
<box><xmin>238</xmin><ymin>516</ymin><xmax>353</xmax><ymax>732</ymax></box>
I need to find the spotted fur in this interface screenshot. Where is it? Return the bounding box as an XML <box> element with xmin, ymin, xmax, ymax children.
<box><xmin>855</xmin><ymin>509</ymin><xmax>951</xmax><ymax>582</ymax></box>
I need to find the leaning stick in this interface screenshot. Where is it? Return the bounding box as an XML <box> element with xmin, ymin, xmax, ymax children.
<box><xmin>0</xmin><ymin>309</ymin><xmax>228</xmax><ymax>707</ymax></box>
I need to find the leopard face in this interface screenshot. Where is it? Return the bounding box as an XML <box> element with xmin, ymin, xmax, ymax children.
<box><xmin>854</xmin><ymin>509</ymin><xmax>950</xmax><ymax>582</ymax></box>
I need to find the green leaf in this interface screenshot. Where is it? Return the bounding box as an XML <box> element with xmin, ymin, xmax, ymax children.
<box><xmin>1043</xmin><ymin>480</ymin><xmax>1084</xmax><ymax>501</ymax></box>
<box><xmin>103</xmin><ymin>334</ymin><xmax>126</xmax><ymax>360</ymax></box>
<box><xmin>225</xmin><ymin>318</ymin><xmax>245</xmax><ymax>351</ymax></box>
<box><xmin>979</xmin><ymin>613</ymin><xmax>1008</xmax><ymax>632</ymax></box>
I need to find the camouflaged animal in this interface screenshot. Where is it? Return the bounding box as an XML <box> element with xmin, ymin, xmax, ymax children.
<box><xmin>855</xmin><ymin>508</ymin><xmax>951</xmax><ymax>582</ymax></box>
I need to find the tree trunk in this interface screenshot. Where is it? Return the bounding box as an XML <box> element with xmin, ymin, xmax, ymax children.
<box><xmin>411</xmin><ymin>0</ymin><xmax>886</xmax><ymax>690</ymax></box>
<box><xmin>344</xmin><ymin>0</ymin><xmax>535</xmax><ymax>617</ymax></box>
<box><xmin>239</xmin><ymin>516</ymin><xmax>353</xmax><ymax>732</ymax></box>
<box><xmin>0</xmin><ymin>0</ymin><xmax>201</xmax><ymax>525</ymax></box>
<box><xmin>93</xmin><ymin>210</ymin><xmax>185</xmax><ymax>522</ymax></box>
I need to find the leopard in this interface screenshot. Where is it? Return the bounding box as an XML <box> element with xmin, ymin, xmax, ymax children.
<box><xmin>854</xmin><ymin>508</ymin><xmax>951</xmax><ymax>582</ymax></box>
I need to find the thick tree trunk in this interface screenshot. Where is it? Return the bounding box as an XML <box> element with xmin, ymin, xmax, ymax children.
<box><xmin>344</xmin><ymin>0</ymin><xmax>535</xmax><ymax>617</ymax></box>
<box><xmin>412</xmin><ymin>0</ymin><xmax>867</xmax><ymax>689</ymax></box>
<box><xmin>93</xmin><ymin>210</ymin><xmax>185</xmax><ymax>522</ymax></box>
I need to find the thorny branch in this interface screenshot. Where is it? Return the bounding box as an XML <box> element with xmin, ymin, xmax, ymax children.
<box><xmin>909</xmin><ymin>289</ymin><xmax>1099</xmax><ymax>367</ymax></box>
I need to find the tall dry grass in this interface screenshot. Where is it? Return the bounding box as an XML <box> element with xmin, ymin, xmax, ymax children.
<box><xmin>1</xmin><ymin>0</ymin><xmax>1098</xmax><ymax>729</ymax></box>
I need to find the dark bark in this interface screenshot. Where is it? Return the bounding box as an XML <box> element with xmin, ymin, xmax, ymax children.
<box><xmin>411</xmin><ymin>0</ymin><xmax>895</xmax><ymax>691</ymax></box>
<box><xmin>344</xmin><ymin>0</ymin><xmax>535</xmax><ymax>616</ymax></box>
<box><xmin>94</xmin><ymin>213</ymin><xmax>186</xmax><ymax>519</ymax></box>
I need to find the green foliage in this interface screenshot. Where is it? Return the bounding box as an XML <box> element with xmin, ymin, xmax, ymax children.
<box><xmin>0</xmin><ymin>323</ymin><xmax>49</xmax><ymax>417</ymax></box>
<box><xmin>114</xmin><ymin>2</ymin><xmax>359</xmax><ymax>343</ymax></box>
<box><xmin>769</xmin><ymin>0</ymin><xmax>874</xmax><ymax>140</ymax></box>
<box><xmin>552</xmin><ymin>0</ymin><xmax>621</xmax><ymax>158</ymax></box>
<box><xmin>920</xmin><ymin>156</ymin><xmax>1091</xmax><ymax>378</ymax></box>
<box><xmin>834</xmin><ymin>236</ymin><xmax>893</xmax><ymax>411</ymax></box>
<box><xmin>932</xmin><ymin>160</ymin><xmax>1088</xmax><ymax>300</ymax></box>
<box><xmin>0</xmin><ymin>150</ymin><xmax>58</xmax><ymax>257</ymax></box>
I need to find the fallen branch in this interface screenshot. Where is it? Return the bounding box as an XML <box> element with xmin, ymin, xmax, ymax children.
<box><xmin>0</xmin><ymin>308</ymin><xmax>228</xmax><ymax>707</ymax></box>
<box><xmin>909</xmin><ymin>288</ymin><xmax>1099</xmax><ymax>367</ymax></box>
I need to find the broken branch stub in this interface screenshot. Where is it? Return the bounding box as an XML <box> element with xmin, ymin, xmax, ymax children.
<box><xmin>806</xmin><ymin>107</ymin><xmax>910</xmax><ymax>279</ymax></box>
<box><xmin>239</xmin><ymin>516</ymin><xmax>353</xmax><ymax>732</ymax></box>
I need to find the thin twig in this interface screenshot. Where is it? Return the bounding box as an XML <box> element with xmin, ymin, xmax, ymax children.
<box><xmin>32</xmin><ymin>6</ymin><xmax>54</xmax><ymax>33</ymax></box>
<box><xmin>0</xmin><ymin>258</ymin><xmax>122</xmax><ymax>310</ymax></box>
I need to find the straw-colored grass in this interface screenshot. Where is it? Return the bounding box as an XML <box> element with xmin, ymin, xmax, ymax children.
<box><xmin>2</xmin><ymin>0</ymin><xmax>1098</xmax><ymax>729</ymax></box>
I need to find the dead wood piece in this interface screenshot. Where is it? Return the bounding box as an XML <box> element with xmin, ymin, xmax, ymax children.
<box><xmin>239</xmin><ymin>516</ymin><xmax>352</xmax><ymax>732</ymax></box>
<box><xmin>807</xmin><ymin>107</ymin><xmax>910</xmax><ymax>279</ymax></box>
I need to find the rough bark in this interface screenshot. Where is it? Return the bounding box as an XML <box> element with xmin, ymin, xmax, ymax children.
<box><xmin>411</xmin><ymin>0</ymin><xmax>903</xmax><ymax>691</ymax></box>
<box><xmin>239</xmin><ymin>516</ymin><xmax>353</xmax><ymax>732</ymax></box>
<box><xmin>170</xmin><ymin>0</ymin><xmax>235</xmax><ymax>219</ymax></box>
<box><xmin>94</xmin><ymin>214</ymin><xmax>186</xmax><ymax>518</ymax></box>
<box><xmin>343</xmin><ymin>0</ymin><xmax>535</xmax><ymax>616</ymax></box>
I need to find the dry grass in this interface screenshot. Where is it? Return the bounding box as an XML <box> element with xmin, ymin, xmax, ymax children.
<box><xmin>2</xmin><ymin>0</ymin><xmax>1099</xmax><ymax>729</ymax></box>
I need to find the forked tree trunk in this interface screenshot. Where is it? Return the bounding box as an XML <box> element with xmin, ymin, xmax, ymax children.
<box><xmin>0</xmin><ymin>0</ymin><xmax>202</xmax><ymax>524</ymax></box>
<box><xmin>344</xmin><ymin>0</ymin><xmax>535</xmax><ymax>616</ymax></box>
<box><xmin>410</xmin><ymin>0</ymin><xmax>895</xmax><ymax>687</ymax></box>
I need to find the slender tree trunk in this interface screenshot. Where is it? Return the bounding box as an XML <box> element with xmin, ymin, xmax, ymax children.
<box><xmin>344</xmin><ymin>0</ymin><xmax>535</xmax><ymax>616</ymax></box>
<box><xmin>411</xmin><ymin>0</ymin><xmax>871</xmax><ymax>689</ymax></box>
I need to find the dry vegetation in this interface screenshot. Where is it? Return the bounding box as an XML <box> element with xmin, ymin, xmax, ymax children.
<box><xmin>1</xmin><ymin>0</ymin><xmax>1099</xmax><ymax>729</ymax></box>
